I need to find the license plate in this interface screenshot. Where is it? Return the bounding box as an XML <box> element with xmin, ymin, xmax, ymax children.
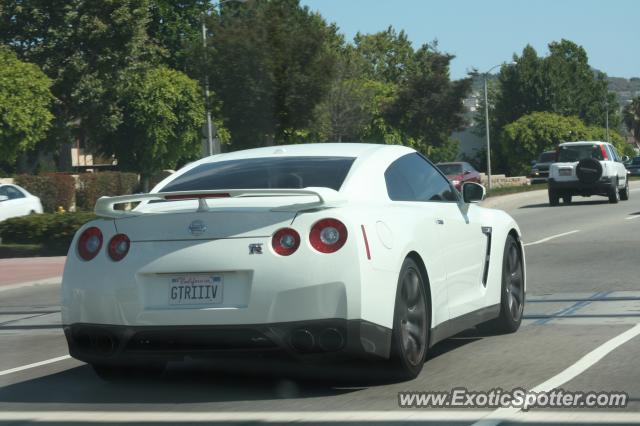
<box><xmin>168</xmin><ymin>275</ymin><xmax>223</xmax><ymax>305</ymax></box>
<box><xmin>559</xmin><ymin>169</ymin><xmax>572</xmax><ymax>176</ymax></box>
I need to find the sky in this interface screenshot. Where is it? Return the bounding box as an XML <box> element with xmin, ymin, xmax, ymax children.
<box><xmin>300</xmin><ymin>0</ymin><xmax>639</xmax><ymax>80</ymax></box>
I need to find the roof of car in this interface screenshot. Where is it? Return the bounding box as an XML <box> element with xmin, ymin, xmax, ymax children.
<box><xmin>200</xmin><ymin>143</ymin><xmax>413</xmax><ymax>162</ymax></box>
<box><xmin>559</xmin><ymin>141</ymin><xmax>607</xmax><ymax>146</ymax></box>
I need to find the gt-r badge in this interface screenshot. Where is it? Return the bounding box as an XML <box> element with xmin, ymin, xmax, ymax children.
<box><xmin>249</xmin><ymin>243</ymin><xmax>263</xmax><ymax>254</ymax></box>
<box><xmin>188</xmin><ymin>220</ymin><xmax>207</xmax><ymax>236</ymax></box>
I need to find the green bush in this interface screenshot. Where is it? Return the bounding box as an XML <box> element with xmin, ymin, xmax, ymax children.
<box><xmin>76</xmin><ymin>171</ymin><xmax>139</xmax><ymax>211</ymax></box>
<box><xmin>0</xmin><ymin>212</ymin><xmax>96</xmax><ymax>253</ymax></box>
<box><xmin>14</xmin><ymin>173</ymin><xmax>75</xmax><ymax>212</ymax></box>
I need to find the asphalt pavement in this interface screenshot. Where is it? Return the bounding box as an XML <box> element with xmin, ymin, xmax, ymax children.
<box><xmin>1</xmin><ymin>183</ymin><xmax>640</xmax><ymax>425</ymax></box>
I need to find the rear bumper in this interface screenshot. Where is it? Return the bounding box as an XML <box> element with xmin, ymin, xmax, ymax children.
<box><xmin>548</xmin><ymin>178</ymin><xmax>612</xmax><ymax>195</ymax></box>
<box><xmin>64</xmin><ymin>319</ymin><xmax>392</xmax><ymax>365</ymax></box>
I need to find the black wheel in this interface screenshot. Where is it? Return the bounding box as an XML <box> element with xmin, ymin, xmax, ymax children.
<box><xmin>92</xmin><ymin>363</ymin><xmax>165</xmax><ymax>382</ymax></box>
<box><xmin>620</xmin><ymin>179</ymin><xmax>629</xmax><ymax>201</ymax></box>
<box><xmin>390</xmin><ymin>258</ymin><xmax>429</xmax><ymax>379</ymax></box>
<box><xmin>562</xmin><ymin>194</ymin><xmax>572</xmax><ymax>204</ymax></box>
<box><xmin>477</xmin><ymin>235</ymin><xmax>524</xmax><ymax>334</ymax></box>
<box><xmin>548</xmin><ymin>188</ymin><xmax>559</xmax><ymax>206</ymax></box>
<box><xmin>608</xmin><ymin>179</ymin><xmax>620</xmax><ymax>204</ymax></box>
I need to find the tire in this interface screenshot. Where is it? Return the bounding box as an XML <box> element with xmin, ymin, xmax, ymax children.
<box><xmin>390</xmin><ymin>258</ymin><xmax>429</xmax><ymax>380</ymax></box>
<box><xmin>608</xmin><ymin>179</ymin><xmax>620</xmax><ymax>204</ymax></box>
<box><xmin>548</xmin><ymin>188</ymin><xmax>560</xmax><ymax>206</ymax></box>
<box><xmin>477</xmin><ymin>235</ymin><xmax>524</xmax><ymax>335</ymax></box>
<box><xmin>92</xmin><ymin>363</ymin><xmax>165</xmax><ymax>382</ymax></box>
<box><xmin>562</xmin><ymin>194</ymin><xmax>572</xmax><ymax>204</ymax></box>
<box><xmin>620</xmin><ymin>179</ymin><xmax>629</xmax><ymax>201</ymax></box>
<box><xmin>576</xmin><ymin>158</ymin><xmax>603</xmax><ymax>184</ymax></box>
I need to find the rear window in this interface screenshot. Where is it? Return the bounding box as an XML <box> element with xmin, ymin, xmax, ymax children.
<box><xmin>436</xmin><ymin>163</ymin><xmax>463</xmax><ymax>175</ymax></box>
<box><xmin>557</xmin><ymin>145</ymin><xmax>604</xmax><ymax>162</ymax></box>
<box><xmin>160</xmin><ymin>156</ymin><xmax>355</xmax><ymax>192</ymax></box>
<box><xmin>538</xmin><ymin>152</ymin><xmax>556</xmax><ymax>163</ymax></box>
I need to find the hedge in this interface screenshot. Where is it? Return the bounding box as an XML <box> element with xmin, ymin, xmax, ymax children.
<box><xmin>14</xmin><ymin>173</ymin><xmax>75</xmax><ymax>212</ymax></box>
<box><xmin>76</xmin><ymin>171</ymin><xmax>139</xmax><ymax>211</ymax></box>
<box><xmin>0</xmin><ymin>212</ymin><xmax>96</xmax><ymax>253</ymax></box>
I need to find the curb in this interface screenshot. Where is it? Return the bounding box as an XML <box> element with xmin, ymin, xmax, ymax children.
<box><xmin>0</xmin><ymin>276</ymin><xmax>62</xmax><ymax>292</ymax></box>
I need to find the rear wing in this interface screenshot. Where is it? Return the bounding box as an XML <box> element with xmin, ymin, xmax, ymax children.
<box><xmin>94</xmin><ymin>187</ymin><xmax>345</xmax><ymax>219</ymax></box>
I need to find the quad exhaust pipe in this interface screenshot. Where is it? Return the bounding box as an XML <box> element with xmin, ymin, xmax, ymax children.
<box><xmin>290</xmin><ymin>327</ymin><xmax>344</xmax><ymax>353</ymax></box>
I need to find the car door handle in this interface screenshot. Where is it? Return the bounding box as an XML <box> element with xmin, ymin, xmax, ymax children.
<box><xmin>436</xmin><ymin>219</ymin><xmax>445</xmax><ymax>225</ymax></box>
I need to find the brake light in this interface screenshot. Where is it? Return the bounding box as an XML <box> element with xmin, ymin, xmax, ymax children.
<box><xmin>164</xmin><ymin>193</ymin><xmax>230</xmax><ymax>200</ymax></box>
<box><xmin>272</xmin><ymin>228</ymin><xmax>300</xmax><ymax>256</ymax></box>
<box><xmin>78</xmin><ymin>227</ymin><xmax>103</xmax><ymax>261</ymax></box>
<box><xmin>600</xmin><ymin>145</ymin><xmax>609</xmax><ymax>160</ymax></box>
<box><xmin>310</xmin><ymin>219</ymin><xmax>348</xmax><ymax>253</ymax></box>
<box><xmin>108</xmin><ymin>234</ymin><xmax>130</xmax><ymax>261</ymax></box>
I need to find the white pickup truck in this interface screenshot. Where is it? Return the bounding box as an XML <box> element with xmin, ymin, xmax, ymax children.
<box><xmin>548</xmin><ymin>141</ymin><xmax>630</xmax><ymax>205</ymax></box>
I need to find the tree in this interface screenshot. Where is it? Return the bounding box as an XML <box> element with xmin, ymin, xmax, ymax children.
<box><xmin>383</xmin><ymin>44</ymin><xmax>472</xmax><ymax>156</ymax></box>
<box><xmin>494</xmin><ymin>40</ymin><xmax>619</xmax><ymax>131</ymax></box>
<box><xmin>353</xmin><ymin>26</ymin><xmax>413</xmax><ymax>84</ymax></box>
<box><xmin>0</xmin><ymin>47</ymin><xmax>54</xmax><ymax>167</ymax></box>
<box><xmin>99</xmin><ymin>67</ymin><xmax>208</xmax><ymax>190</ymax></box>
<box><xmin>624</xmin><ymin>97</ymin><xmax>640</xmax><ymax>144</ymax></box>
<box><xmin>0</xmin><ymin>0</ymin><xmax>157</xmax><ymax>168</ymax></box>
<box><xmin>147</xmin><ymin>0</ymin><xmax>208</xmax><ymax>72</ymax></box>
<box><xmin>204</xmin><ymin>0</ymin><xmax>338</xmax><ymax>149</ymax></box>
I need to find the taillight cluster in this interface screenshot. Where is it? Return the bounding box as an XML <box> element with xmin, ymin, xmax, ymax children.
<box><xmin>77</xmin><ymin>228</ymin><xmax>130</xmax><ymax>262</ymax></box>
<box><xmin>271</xmin><ymin>218</ymin><xmax>348</xmax><ymax>256</ymax></box>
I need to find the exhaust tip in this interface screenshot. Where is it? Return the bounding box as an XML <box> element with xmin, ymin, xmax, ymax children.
<box><xmin>93</xmin><ymin>333</ymin><xmax>116</xmax><ymax>355</ymax></box>
<box><xmin>290</xmin><ymin>329</ymin><xmax>315</xmax><ymax>352</ymax></box>
<box><xmin>319</xmin><ymin>328</ymin><xmax>344</xmax><ymax>352</ymax></box>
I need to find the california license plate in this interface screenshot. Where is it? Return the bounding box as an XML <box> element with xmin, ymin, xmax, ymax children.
<box><xmin>559</xmin><ymin>169</ymin><xmax>572</xmax><ymax>176</ymax></box>
<box><xmin>168</xmin><ymin>275</ymin><xmax>223</xmax><ymax>305</ymax></box>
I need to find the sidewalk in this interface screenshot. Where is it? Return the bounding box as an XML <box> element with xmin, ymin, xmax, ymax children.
<box><xmin>0</xmin><ymin>257</ymin><xmax>65</xmax><ymax>286</ymax></box>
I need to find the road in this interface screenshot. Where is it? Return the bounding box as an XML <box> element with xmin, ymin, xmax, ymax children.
<box><xmin>2</xmin><ymin>184</ymin><xmax>640</xmax><ymax>425</ymax></box>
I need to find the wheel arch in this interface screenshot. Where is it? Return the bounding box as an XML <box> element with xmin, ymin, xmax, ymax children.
<box><xmin>405</xmin><ymin>251</ymin><xmax>433</xmax><ymax>329</ymax></box>
<box><xmin>507</xmin><ymin>228</ymin><xmax>526</xmax><ymax>294</ymax></box>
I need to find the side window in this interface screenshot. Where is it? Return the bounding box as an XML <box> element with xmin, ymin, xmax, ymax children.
<box><xmin>385</xmin><ymin>153</ymin><xmax>458</xmax><ymax>202</ymax></box>
<box><xmin>610</xmin><ymin>145</ymin><xmax>621</xmax><ymax>162</ymax></box>
<box><xmin>5</xmin><ymin>186</ymin><xmax>25</xmax><ymax>199</ymax></box>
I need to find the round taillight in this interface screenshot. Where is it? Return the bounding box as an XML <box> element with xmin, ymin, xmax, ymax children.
<box><xmin>78</xmin><ymin>227</ymin><xmax>103</xmax><ymax>261</ymax></box>
<box><xmin>310</xmin><ymin>219</ymin><xmax>347</xmax><ymax>253</ymax></box>
<box><xmin>272</xmin><ymin>228</ymin><xmax>300</xmax><ymax>256</ymax></box>
<box><xmin>108</xmin><ymin>234</ymin><xmax>130</xmax><ymax>261</ymax></box>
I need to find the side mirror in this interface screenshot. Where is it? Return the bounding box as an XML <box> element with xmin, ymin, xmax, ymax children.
<box><xmin>621</xmin><ymin>155</ymin><xmax>630</xmax><ymax>163</ymax></box>
<box><xmin>0</xmin><ymin>195</ymin><xmax>8</xmax><ymax>202</ymax></box>
<box><xmin>462</xmin><ymin>182</ymin><xmax>486</xmax><ymax>203</ymax></box>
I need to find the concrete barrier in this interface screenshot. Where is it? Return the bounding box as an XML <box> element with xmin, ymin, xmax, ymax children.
<box><xmin>479</xmin><ymin>173</ymin><xmax>530</xmax><ymax>188</ymax></box>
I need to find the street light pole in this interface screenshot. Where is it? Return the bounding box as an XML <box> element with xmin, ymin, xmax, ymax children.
<box><xmin>483</xmin><ymin>74</ymin><xmax>492</xmax><ymax>190</ymax></box>
<box><xmin>201</xmin><ymin>0</ymin><xmax>247</xmax><ymax>157</ymax></box>
<box><xmin>482</xmin><ymin>61</ymin><xmax>516</xmax><ymax>190</ymax></box>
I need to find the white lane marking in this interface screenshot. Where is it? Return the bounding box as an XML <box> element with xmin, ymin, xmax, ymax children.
<box><xmin>625</xmin><ymin>215</ymin><xmax>640</xmax><ymax>220</ymax></box>
<box><xmin>2</xmin><ymin>410</ymin><xmax>640</xmax><ymax>423</ymax></box>
<box><xmin>0</xmin><ymin>277</ymin><xmax>61</xmax><ymax>292</ymax></box>
<box><xmin>0</xmin><ymin>355</ymin><xmax>71</xmax><ymax>377</ymax></box>
<box><xmin>472</xmin><ymin>323</ymin><xmax>640</xmax><ymax>426</ymax></box>
<box><xmin>0</xmin><ymin>411</ymin><xmax>489</xmax><ymax>423</ymax></box>
<box><xmin>523</xmin><ymin>230</ymin><xmax>580</xmax><ymax>247</ymax></box>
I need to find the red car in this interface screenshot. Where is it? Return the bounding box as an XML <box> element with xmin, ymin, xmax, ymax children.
<box><xmin>436</xmin><ymin>162</ymin><xmax>482</xmax><ymax>190</ymax></box>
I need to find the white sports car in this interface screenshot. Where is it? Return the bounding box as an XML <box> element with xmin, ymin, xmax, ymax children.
<box><xmin>62</xmin><ymin>143</ymin><xmax>525</xmax><ymax>380</ymax></box>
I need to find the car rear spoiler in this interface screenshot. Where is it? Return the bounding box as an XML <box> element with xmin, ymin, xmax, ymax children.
<box><xmin>94</xmin><ymin>187</ymin><xmax>346</xmax><ymax>219</ymax></box>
